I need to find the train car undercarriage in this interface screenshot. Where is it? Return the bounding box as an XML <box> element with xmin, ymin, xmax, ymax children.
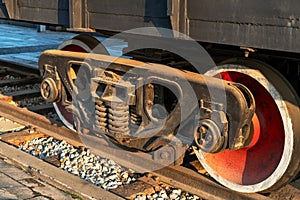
<box><xmin>38</xmin><ymin>35</ymin><xmax>300</xmax><ymax>193</ymax></box>
<box><xmin>2</xmin><ymin>0</ymin><xmax>300</xmax><ymax>194</ymax></box>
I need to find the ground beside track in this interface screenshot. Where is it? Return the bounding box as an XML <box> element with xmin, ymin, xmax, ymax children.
<box><xmin>0</xmin><ymin>23</ymin><xmax>126</xmax><ymax>69</ymax></box>
<box><xmin>0</xmin><ymin>157</ymin><xmax>77</xmax><ymax>200</ymax></box>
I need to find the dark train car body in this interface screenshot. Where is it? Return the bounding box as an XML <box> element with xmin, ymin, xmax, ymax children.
<box><xmin>1</xmin><ymin>0</ymin><xmax>300</xmax><ymax>53</ymax></box>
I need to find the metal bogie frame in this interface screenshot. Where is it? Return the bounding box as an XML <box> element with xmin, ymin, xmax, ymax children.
<box><xmin>39</xmin><ymin>49</ymin><xmax>255</xmax><ymax>154</ymax></box>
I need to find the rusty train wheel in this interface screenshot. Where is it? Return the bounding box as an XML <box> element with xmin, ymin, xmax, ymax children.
<box><xmin>54</xmin><ymin>34</ymin><xmax>108</xmax><ymax>131</ymax></box>
<box><xmin>197</xmin><ymin>58</ymin><xmax>300</xmax><ymax>193</ymax></box>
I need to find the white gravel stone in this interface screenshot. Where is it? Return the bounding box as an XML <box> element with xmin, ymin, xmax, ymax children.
<box><xmin>134</xmin><ymin>184</ymin><xmax>201</xmax><ymax>200</ymax></box>
<box><xmin>19</xmin><ymin>137</ymin><xmax>137</xmax><ymax>191</ymax></box>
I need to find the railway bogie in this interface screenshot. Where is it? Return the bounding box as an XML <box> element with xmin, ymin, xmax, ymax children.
<box><xmin>2</xmin><ymin>0</ymin><xmax>300</xmax><ymax>195</ymax></box>
<box><xmin>37</xmin><ymin>34</ymin><xmax>300</xmax><ymax>193</ymax></box>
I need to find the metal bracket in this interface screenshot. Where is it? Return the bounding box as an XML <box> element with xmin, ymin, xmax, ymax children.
<box><xmin>193</xmin><ymin>100</ymin><xmax>228</xmax><ymax>153</ymax></box>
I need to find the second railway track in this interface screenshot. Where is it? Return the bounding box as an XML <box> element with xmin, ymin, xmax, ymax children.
<box><xmin>0</xmin><ymin>61</ymin><xmax>299</xmax><ymax>199</ymax></box>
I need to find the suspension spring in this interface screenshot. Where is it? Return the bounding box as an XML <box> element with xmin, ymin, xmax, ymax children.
<box><xmin>95</xmin><ymin>99</ymin><xmax>107</xmax><ymax>132</ymax></box>
<box><xmin>108</xmin><ymin>103</ymin><xmax>130</xmax><ymax>135</ymax></box>
<box><xmin>130</xmin><ymin>106</ymin><xmax>142</xmax><ymax>127</ymax></box>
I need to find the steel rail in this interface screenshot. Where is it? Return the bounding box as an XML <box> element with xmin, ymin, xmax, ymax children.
<box><xmin>0</xmin><ymin>100</ymin><xmax>270</xmax><ymax>199</ymax></box>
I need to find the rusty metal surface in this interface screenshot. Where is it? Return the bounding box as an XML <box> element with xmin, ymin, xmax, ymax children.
<box><xmin>153</xmin><ymin>166</ymin><xmax>268</xmax><ymax>200</ymax></box>
<box><xmin>0</xmin><ymin>93</ymin><xmax>12</xmax><ymax>102</ymax></box>
<box><xmin>111</xmin><ymin>178</ymin><xmax>157</xmax><ymax>199</ymax></box>
<box><xmin>0</xmin><ymin>100</ymin><xmax>82</xmax><ymax>147</ymax></box>
<box><xmin>39</xmin><ymin>49</ymin><xmax>256</xmax><ymax>155</ymax></box>
<box><xmin>0</xmin><ymin>129</ymin><xmax>46</xmax><ymax>146</ymax></box>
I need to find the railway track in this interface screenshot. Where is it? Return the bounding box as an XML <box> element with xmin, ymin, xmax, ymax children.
<box><xmin>0</xmin><ymin>61</ymin><xmax>299</xmax><ymax>200</ymax></box>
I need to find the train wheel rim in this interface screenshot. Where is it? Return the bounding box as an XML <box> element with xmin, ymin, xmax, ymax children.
<box><xmin>197</xmin><ymin>59</ymin><xmax>300</xmax><ymax>193</ymax></box>
<box><xmin>54</xmin><ymin>35</ymin><xmax>107</xmax><ymax>131</ymax></box>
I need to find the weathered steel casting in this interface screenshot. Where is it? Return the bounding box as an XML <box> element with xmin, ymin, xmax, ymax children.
<box><xmin>39</xmin><ymin>50</ymin><xmax>255</xmax><ymax>155</ymax></box>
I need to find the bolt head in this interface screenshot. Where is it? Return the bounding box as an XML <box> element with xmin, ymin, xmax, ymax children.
<box><xmin>160</xmin><ymin>152</ymin><xmax>170</xmax><ymax>160</ymax></box>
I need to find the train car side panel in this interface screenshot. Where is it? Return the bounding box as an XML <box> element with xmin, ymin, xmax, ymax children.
<box><xmin>186</xmin><ymin>0</ymin><xmax>300</xmax><ymax>53</ymax></box>
<box><xmin>87</xmin><ymin>0</ymin><xmax>172</xmax><ymax>32</ymax></box>
<box><xmin>1</xmin><ymin>0</ymin><xmax>69</xmax><ymax>26</ymax></box>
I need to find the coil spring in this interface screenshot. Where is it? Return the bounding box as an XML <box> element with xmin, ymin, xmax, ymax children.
<box><xmin>108</xmin><ymin>103</ymin><xmax>130</xmax><ymax>135</ymax></box>
<box><xmin>95</xmin><ymin>99</ymin><xmax>107</xmax><ymax>132</ymax></box>
<box><xmin>130</xmin><ymin>106</ymin><xmax>142</xmax><ymax>127</ymax></box>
